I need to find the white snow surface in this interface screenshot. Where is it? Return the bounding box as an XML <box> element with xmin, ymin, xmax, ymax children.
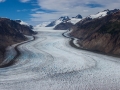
<box><xmin>35</xmin><ymin>22</ymin><xmax>50</xmax><ymax>27</ymax></box>
<box><xmin>53</xmin><ymin>18</ymin><xmax>81</xmax><ymax>26</ymax></box>
<box><xmin>68</xmin><ymin>18</ymin><xmax>81</xmax><ymax>24</ymax></box>
<box><xmin>33</xmin><ymin>26</ymin><xmax>54</xmax><ymax>31</ymax></box>
<box><xmin>19</xmin><ymin>20</ymin><xmax>29</xmax><ymax>26</ymax></box>
<box><xmin>73</xmin><ymin>38</ymin><xmax>80</xmax><ymax>47</ymax></box>
<box><xmin>89</xmin><ymin>11</ymin><xmax>108</xmax><ymax>19</ymax></box>
<box><xmin>0</xmin><ymin>27</ymin><xmax>120</xmax><ymax>90</ymax></box>
<box><xmin>55</xmin><ymin>19</ymin><xmax>62</xmax><ymax>26</ymax></box>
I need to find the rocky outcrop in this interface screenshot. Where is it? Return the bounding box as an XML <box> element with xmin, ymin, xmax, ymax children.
<box><xmin>46</xmin><ymin>21</ymin><xmax>56</xmax><ymax>27</ymax></box>
<box><xmin>15</xmin><ymin>20</ymin><xmax>33</xmax><ymax>30</ymax></box>
<box><xmin>54</xmin><ymin>22</ymin><xmax>73</xmax><ymax>30</ymax></box>
<box><xmin>0</xmin><ymin>18</ymin><xmax>35</xmax><ymax>63</ymax></box>
<box><xmin>70</xmin><ymin>10</ymin><xmax>120</xmax><ymax>55</ymax></box>
<box><xmin>74</xmin><ymin>14</ymin><xmax>82</xmax><ymax>19</ymax></box>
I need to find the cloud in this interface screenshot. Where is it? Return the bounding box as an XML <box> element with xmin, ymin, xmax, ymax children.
<box><xmin>37</xmin><ymin>0</ymin><xmax>120</xmax><ymax>12</ymax></box>
<box><xmin>30</xmin><ymin>0</ymin><xmax>120</xmax><ymax>24</ymax></box>
<box><xmin>31</xmin><ymin>8</ymin><xmax>40</xmax><ymax>12</ymax></box>
<box><xmin>31</xmin><ymin>12</ymin><xmax>62</xmax><ymax>21</ymax></box>
<box><xmin>19</xmin><ymin>0</ymin><xmax>30</xmax><ymax>3</ymax></box>
<box><xmin>0</xmin><ymin>0</ymin><xmax>5</xmax><ymax>2</ymax></box>
<box><xmin>85</xmin><ymin>3</ymin><xmax>104</xmax><ymax>8</ymax></box>
<box><xmin>17</xmin><ymin>9</ymin><xmax>28</xmax><ymax>12</ymax></box>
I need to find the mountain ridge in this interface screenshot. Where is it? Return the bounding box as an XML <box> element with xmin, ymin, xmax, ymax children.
<box><xmin>70</xmin><ymin>9</ymin><xmax>120</xmax><ymax>55</ymax></box>
<box><xmin>0</xmin><ymin>18</ymin><xmax>35</xmax><ymax>64</ymax></box>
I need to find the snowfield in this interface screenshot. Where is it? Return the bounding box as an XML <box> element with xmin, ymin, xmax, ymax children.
<box><xmin>0</xmin><ymin>28</ymin><xmax>120</xmax><ymax>90</ymax></box>
<box><xmin>88</xmin><ymin>10</ymin><xmax>108</xmax><ymax>19</ymax></box>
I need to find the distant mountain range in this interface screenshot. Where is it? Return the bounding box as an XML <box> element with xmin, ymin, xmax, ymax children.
<box><xmin>46</xmin><ymin>15</ymin><xmax>82</xmax><ymax>28</ymax></box>
<box><xmin>34</xmin><ymin>9</ymin><xmax>120</xmax><ymax>30</ymax></box>
<box><xmin>34</xmin><ymin>14</ymin><xmax>82</xmax><ymax>30</ymax></box>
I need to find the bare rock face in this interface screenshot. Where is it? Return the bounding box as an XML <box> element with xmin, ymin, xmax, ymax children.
<box><xmin>70</xmin><ymin>10</ymin><xmax>120</xmax><ymax>55</ymax></box>
<box><xmin>54</xmin><ymin>22</ymin><xmax>73</xmax><ymax>30</ymax></box>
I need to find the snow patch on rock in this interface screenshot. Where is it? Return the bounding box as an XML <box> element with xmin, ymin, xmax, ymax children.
<box><xmin>89</xmin><ymin>11</ymin><xmax>108</xmax><ymax>19</ymax></box>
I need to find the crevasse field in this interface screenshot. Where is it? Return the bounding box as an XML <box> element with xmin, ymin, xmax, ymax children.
<box><xmin>0</xmin><ymin>28</ymin><xmax>120</xmax><ymax>90</ymax></box>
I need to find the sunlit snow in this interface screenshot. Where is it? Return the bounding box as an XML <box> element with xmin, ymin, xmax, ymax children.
<box><xmin>89</xmin><ymin>11</ymin><xmax>107</xmax><ymax>19</ymax></box>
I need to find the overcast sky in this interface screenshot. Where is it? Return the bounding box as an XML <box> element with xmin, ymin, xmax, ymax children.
<box><xmin>0</xmin><ymin>0</ymin><xmax>120</xmax><ymax>25</ymax></box>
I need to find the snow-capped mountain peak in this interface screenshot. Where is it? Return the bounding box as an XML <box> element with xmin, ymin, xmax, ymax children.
<box><xmin>46</xmin><ymin>15</ymin><xmax>82</xmax><ymax>27</ymax></box>
<box><xmin>58</xmin><ymin>16</ymin><xmax>70</xmax><ymax>21</ymax></box>
<box><xmin>89</xmin><ymin>11</ymin><xmax>108</xmax><ymax>19</ymax></box>
<box><xmin>75</xmin><ymin>14</ymin><xmax>82</xmax><ymax>19</ymax></box>
<box><xmin>69</xmin><ymin>14</ymin><xmax>82</xmax><ymax>24</ymax></box>
<box><xmin>15</xmin><ymin>19</ymin><xmax>29</xmax><ymax>26</ymax></box>
<box><xmin>34</xmin><ymin>15</ymin><xmax>82</xmax><ymax>30</ymax></box>
<box><xmin>88</xmin><ymin>9</ymin><xmax>119</xmax><ymax>19</ymax></box>
<box><xmin>45</xmin><ymin>16</ymin><xmax>70</xmax><ymax>27</ymax></box>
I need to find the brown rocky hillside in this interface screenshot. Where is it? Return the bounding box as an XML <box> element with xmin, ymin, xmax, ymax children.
<box><xmin>70</xmin><ymin>10</ymin><xmax>120</xmax><ymax>55</ymax></box>
<box><xmin>0</xmin><ymin>18</ymin><xmax>35</xmax><ymax>64</ymax></box>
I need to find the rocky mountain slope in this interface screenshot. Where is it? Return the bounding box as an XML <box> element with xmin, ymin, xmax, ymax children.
<box><xmin>15</xmin><ymin>19</ymin><xmax>34</xmax><ymax>33</ymax></box>
<box><xmin>54</xmin><ymin>22</ymin><xmax>73</xmax><ymax>30</ymax></box>
<box><xmin>70</xmin><ymin>9</ymin><xmax>120</xmax><ymax>55</ymax></box>
<box><xmin>0</xmin><ymin>18</ymin><xmax>35</xmax><ymax>64</ymax></box>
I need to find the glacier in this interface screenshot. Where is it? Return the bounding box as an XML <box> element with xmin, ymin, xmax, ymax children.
<box><xmin>0</xmin><ymin>28</ymin><xmax>120</xmax><ymax>90</ymax></box>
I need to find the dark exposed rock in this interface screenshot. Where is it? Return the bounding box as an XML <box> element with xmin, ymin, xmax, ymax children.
<box><xmin>107</xmin><ymin>9</ymin><xmax>119</xmax><ymax>15</ymax></box>
<box><xmin>75</xmin><ymin>14</ymin><xmax>82</xmax><ymax>19</ymax></box>
<box><xmin>46</xmin><ymin>21</ymin><xmax>56</xmax><ymax>27</ymax></box>
<box><xmin>54</xmin><ymin>22</ymin><xmax>73</xmax><ymax>30</ymax></box>
<box><xmin>59</xmin><ymin>16</ymin><xmax>70</xmax><ymax>22</ymax></box>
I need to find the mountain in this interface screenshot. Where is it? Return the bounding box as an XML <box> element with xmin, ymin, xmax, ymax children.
<box><xmin>70</xmin><ymin>9</ymin><xmax>120</xmax><ymax>56</ymax></box>
<box><xmin>15</xmin><ymin>19</ymin><xmax>33</xmax><ymax>30</ymax></box>
<box><xmin>46</xmin><ymin>15</ymin><xmax>82</xmax><ymax>28</ymax></box>
<box><xmin>35</xmin><ymin>22</ymin><xmax>50</xmax><ymax>27</ymax></box>
<box><xmin>46</xmin><ymin>16</ymin><xmax>70</xmax><ymax>27</ymax></box>
<box><xmin>33</xmin><ymin>22</ymin><xmax>53</xmax><ymax>31</ymax></box>
<box><xmin>0</xmin><ymin>18</ymin><xmax>35</xmax><ymax>64</ymax></box>
<box><xmin>75</xmin><ymin>14</ymin><xmax>82</xmax><ymax>19</ymax></box>
<box><xmin>87</xmin><ymin>9</ymin><xmax>119</xmax><ymax>19</ymax></box>
<box><xmin>54</xmin><ymin>15</ymin><xmax>82</xmax><ymax>30</ymax></box>
<box><xmin>34</xmin><ymin>15</ymin><xmax>82</xmax><ymax>30</ymax></box>
<box><xmin>15</xmin><ymin>20</ymin><xmax>35</xmax><ymax>35</ymax></box>
<box><xmin>15</xmin><ymin>19</ymin><xmax>29</xmax><ymax>26</ymax></box>
<box><xmin>54</xmin><ymin>22</ymin><xmax>73</xmax><ymax>30</ymax></box>
<box><xmin>69</xmin><ymin>15</ymin><xmax>82</xmax><ymax>24</ymax></box>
